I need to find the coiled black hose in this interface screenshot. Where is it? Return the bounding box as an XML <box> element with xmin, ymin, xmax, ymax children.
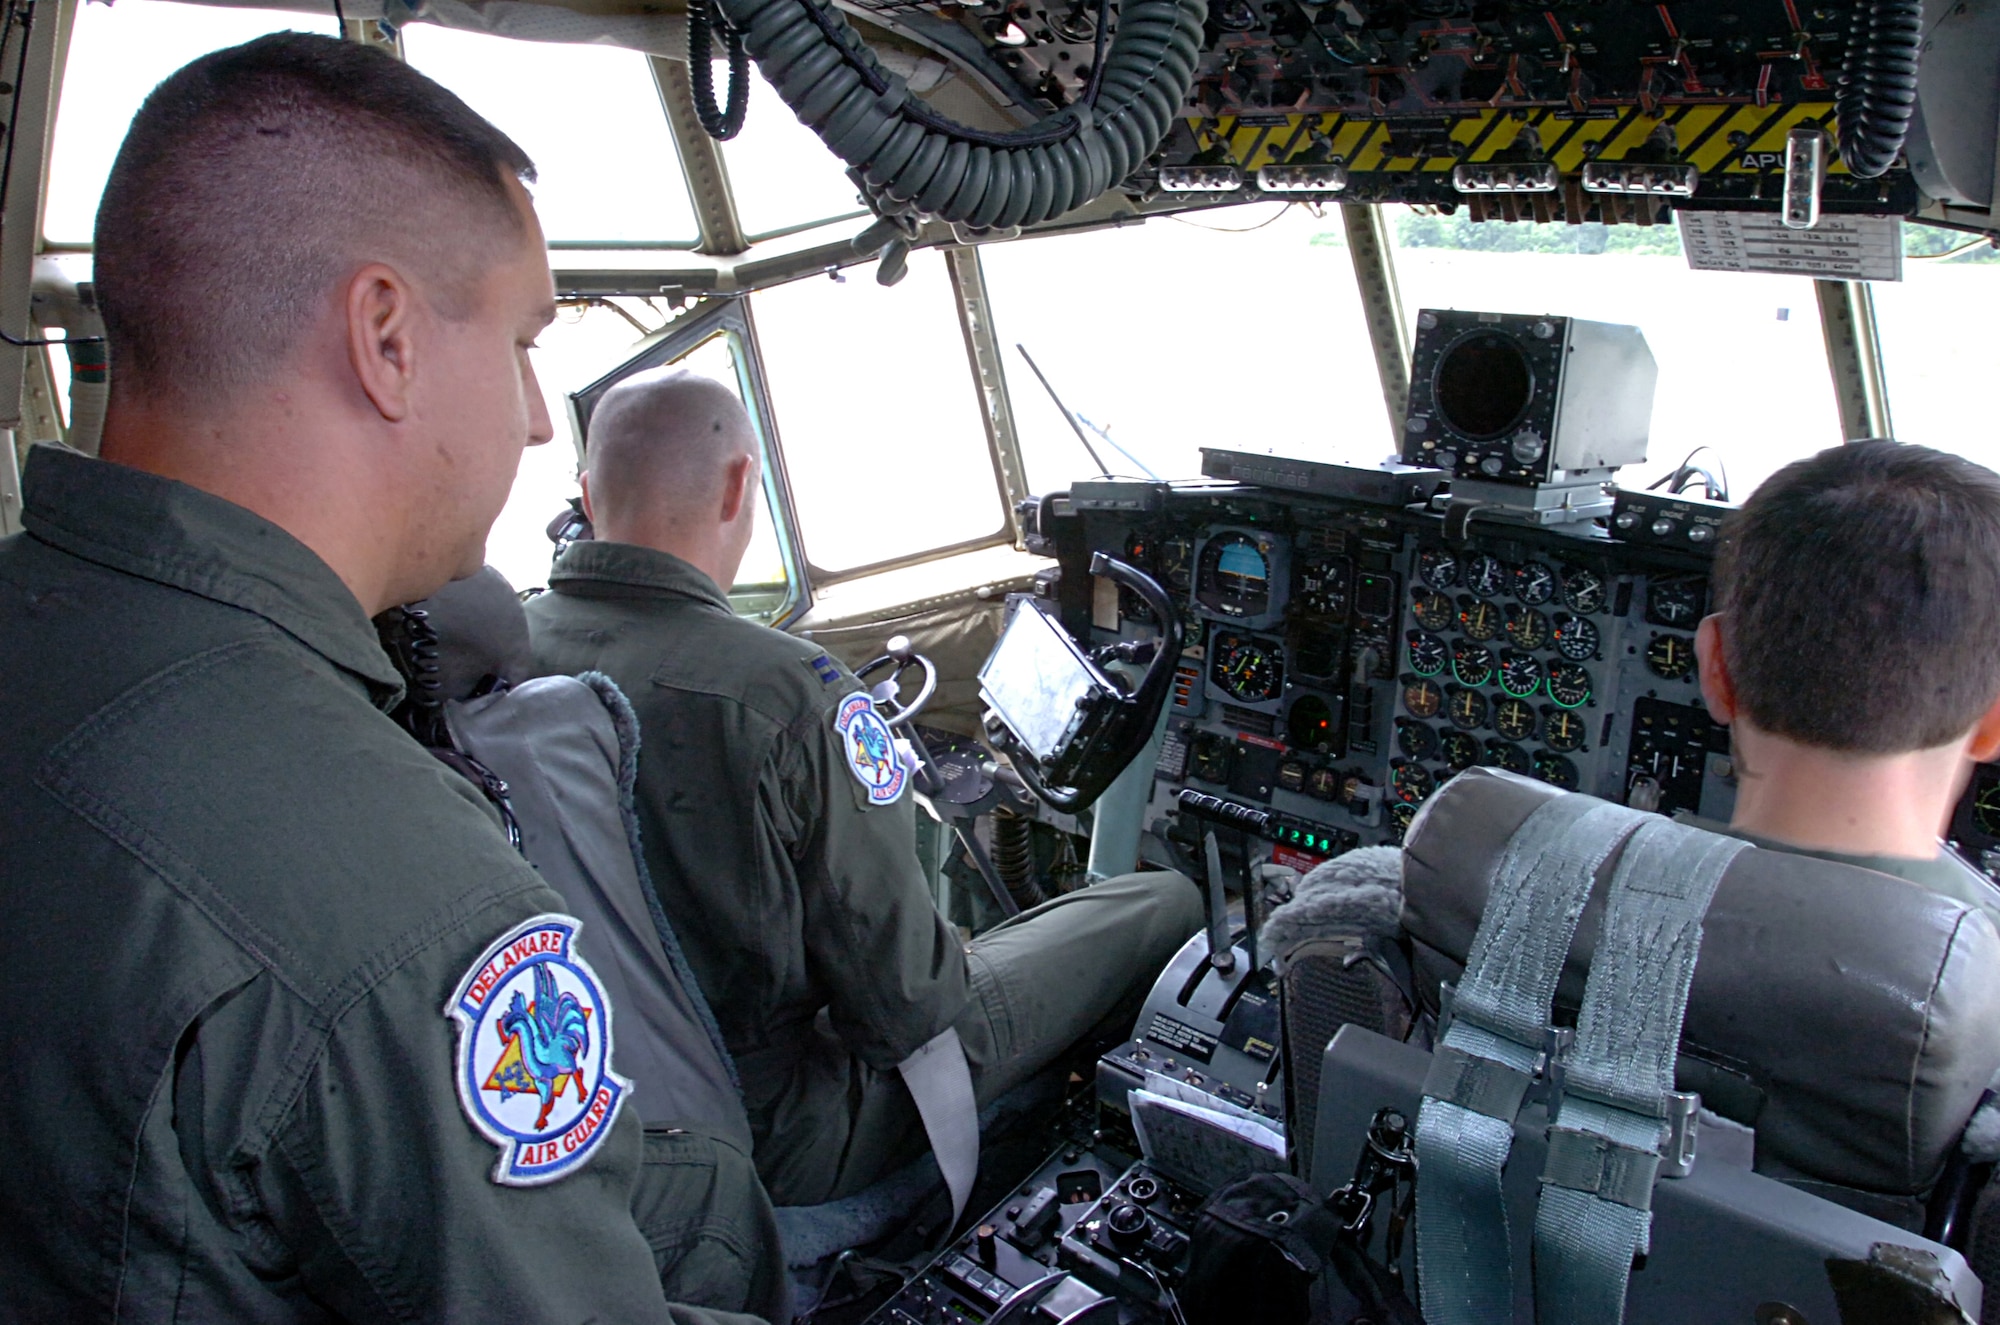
<box><xmin>714</xmin><ymin>0</ymin><xmax>1208</xmax><ymax>226</ymax></box>
<box><xmin>689</xmin><ymin>0</ymin><xmax>752</xmax><ymax>140</ymax></box>
<box><xmin>989</xmin><ymin>806</ymin><xmax>1047</xmax><ymax>909</ymax></box>
<box><xmin>1836</xmin><ymin>0</ymin><xmax>1924</xmax><ymax>179</ymax></box>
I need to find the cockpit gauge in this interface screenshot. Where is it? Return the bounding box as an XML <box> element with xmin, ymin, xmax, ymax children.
<box><xmin>1459</xmin><ymin>599</ymin><xmax>1502</xmax><ymax>641</ymax></box>
<box><xmin>1450</xmin><ymin>640</ymin><xmax>1495</xmax><ymax>688</ymax></box>
<box><xmin>1390</xmin><ymin>802</ymin><xmax>1418</xmax><ymax>839</ymax></box>
<box><xmin>1439</xmin><ymin>730</ymin><xmax>1481</xmax><ymax>772</ymax></box>
<box><xmin>1546</xmin><ymin>662</ymin><xmax>1593</xmax><ymax>709</ymax></box>
<box><xmin>1297</xmin><ymin>557</ymin><xmax>1353</xmax><ymax>619</ymax></box>
<box><xmin>1418</xmin><ymin>547</ymin><xmax>1460</xmax><ymax>591</ymax></box>
<box><xmin>1197</xmin><ymin>532</ymin><xmax>1276</xmax><ymax>618</ymax></box>
<box><xmin>1974</xmin><ymin>776</ymin><xmax>2000</xmax><ymax>837</ymax></box>
<box><xmin>1552</xmin><ymin>614</ymin><xmax>1601</xmax><ymax>662</ymax></box>
<box><xmin>1645</xmin><ymin>634</ymin><xmax>1695</xmax><ymax>681</ymax></box>
<box><xmin>1558</xmin><ymin>565</ymin><xmax>1608</xmax><ymax>615</ymax></box>
<box><xmin>1533</xmin><ymin>751</ymin><xmax>1581</xmax><ymax>791</ymax></box>
<box><xmin>1498</xmin><ymin>651</ymin><xmax>1544</xmax><ymax>699</ymax></box>
<box><xmin>1646</xmin><ymin>577</ymin><xmax>1705</xmax><ymax>629</ymax></box>
<box><xmin>1513</xmin><ymin>561</ymin><xmax>1556</xmax><ymax>605</ymax></box>
<box><xmin>1392</xmin><ymin>761</ymin><xmax>1437</xmax><ymax>805</ymax></box>
<box><xmin>1277</xmin><ymin>758</ymin><xmax>1310</xmax><ymax>793</ymax></box>
<box><xmin>1159</xmin><ymin>537</ymin><xmax>1193</xmax><ymax>595</ymax></box>
<box><xmin>1464</xmin><ymin>552</ymin><xmax>1508</xmax><ymax>599</ymax></box>
<box><xmin>1407</xmin><ymin>631</ymin><xmax>1447</xmax><ymax>676</ymax></box>
<box><xmin>1287</xmin><ymin>693</ymin><xmax>1338</xmax><ymax>753</ymax></box>
<box><xmin>1447</xmin><ymin>686</ymin><xmax>1489</xmax><ymax>731</ymax></box>
<box><xmin>1211</xmin><ymin>634</ymin><xmax>1284</xmax><ymax>703</ymax></box>
<box><xmin>1485</xmin><ymin>740</ymin><xmax>1530</xmax><ymax>774</ymax></box>
<box><xmin>1397</xmin><ymin>719</ymin><xmax>1439</xmax><ymax>761</ymax></box>
<box><xmin>1411</xmin><ymin>589</ymin><xmax>1454</xmax><ymax>632</ymax></box>
<box><xmin>1505</xmin><ymin>606</ymin><xmax>1551</xmax><ymax>652</ymax></box>
<box><xmin>1403</xmin><ymin>678</ymin><xmax>1443</xmax><ymax>719</ymax></box>
<box><xmin>1542</xmin><ymin>708</ymin><xmax>1587</xmax><ymax>753</ymax></box>
<box><xmin>1189</xmin><ymin>732</ymin><xmax>1234</xmax><ymax>783</ymax></box>
<box><xmin>1493</xmin><ymin>696</ymin><xmax>1537</xmax><ymax>742</ymax></box>
<box><xmin>1307</xmin><ymin>765</ymin><xmax>1343</xmax><ymax>801</ymax></box>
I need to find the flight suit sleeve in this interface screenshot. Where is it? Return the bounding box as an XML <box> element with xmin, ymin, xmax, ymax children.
<box><xmin>781</xmin><ymin>694</ymin><xmax>971</xmax><ymax>1070</ymax></box>
<box><xmin>192</xmin><ymin>929</ymin><xmax>768</xmax><ymax>1324</ymax></box>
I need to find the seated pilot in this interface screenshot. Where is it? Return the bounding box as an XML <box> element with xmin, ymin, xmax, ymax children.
<box><xmin>524</xmin><ymin>372</ymin><xmax>1203</xmax><ymax>1208</ymax></box>
<box><xmin>1687</xmin><ymin>438</ymin><xmax>2000</xmax><ymax>919</ymax></box>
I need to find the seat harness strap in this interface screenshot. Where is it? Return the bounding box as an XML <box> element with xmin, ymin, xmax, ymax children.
<box><xmin>1532</xmin><ymin>820</ymin><xmax>1749</xmax><ymax>1325</ymax></box>
<box><xmin>1415</xmin><ymin>795</ymin><xmax>1650</xmax><ymax>1325</ymax></box>
<box><xmin>899</xmin><ymin>1025</ymin><xmax>981</xmax><ymax>1225</ymax></box>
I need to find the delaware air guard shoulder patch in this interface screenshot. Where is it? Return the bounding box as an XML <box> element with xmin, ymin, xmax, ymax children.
<box><xmin>835</xmin><ymin>691</ymin><xmax>907</xmax><ymax>806</ymax></box>
<box><xmin>445</xmin><ymin>914</ymin><xmax>629</xmax><ymax>1186</ymax></box>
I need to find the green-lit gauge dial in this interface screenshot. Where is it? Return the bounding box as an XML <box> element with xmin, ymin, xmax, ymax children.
<box><xmin>1493</xmin><ymin>696</ymin><xmax>1537</xmax><ymax>742</ymax></box>
<box><xmin>1459</xmin><ymin>598</ymin><xmax>1502</xmax><ymax>641</ymax></box>
<box><xmin>1513</xmin><ymin>560</ymin><xmax>1556</xmax><ymax>605</ymax></box>
<box><xmin>1542</xmin><ymin>708</ymin><xmax>1587</xmax><ymax>752</ymax></box>
<box><xmin>1485</xmin><ymin>740</ymin><xmax>1531</xmax><ymax>774</ymax></box>
<box><xmin>1450</xmin><ymin>640</ymin><xmax>1495</xmax><ymax>687</ymax></box>
<box><xmin>1505</xmin><ymin>605</ymin><xmax>1552</xmax><ymax>651</ymax></box>
<box><xmin>1411</xmin><ymin>589</ymin><xmax>1454</xmax><ymax>632</ymax></box>
<box><xmin>1533</xmin><ymin>751</ymin><xmax>1581</xmax><ymax>790</ymax></box>
<box><xmin>1390</xmin><ymin>802</ymin><xmax>1418</xmax><ymax>840</ymax></box>
<box><xmin>1392</xmin><ymin>760</ymin><xmax>1437</xmax><ymax>805</ymax></box>
<box><xmin>1189</xmin><ymin>732</ymin><xmax>1233</xmax><ymax>782</ymax></box>
<box><xmin>1277</xmin><ymin>758</ymin><xmax>1310</xmax><ymax>793</ymax></box>
<box><xmin>1439</xmin><ymin>731</ymin><xmax>1481</xmax><ymax>772</ymax></box>
<box><xmin>1418</xmin><ymin>547</ymin><xmax>1459</xmax><ymax>590</ymax></box>
<box><xmin>1546</xmin><ymin>662</ymin><xmax>1593</xmax><ymax>709</ymax></box>
<box><xmin>1407</xmin><ymin>631</ymin><xmax>1448</xmax><ymax>676</ymax></box>
<box><xmin>1645</xmin><ymin>633</ymin><xmax>1696</xmax><ymax>680</ymax></box>
<box><xmin>1974</xmin><ymin>775</ymin><xmax>2000</xmax><ymax>837</ymax></box>
<box><xmin>1559</xmin><ymin>564</ymin><xmax>1608</xmax><ymax>614</ymax></box>
<box><xmin>1397</xmin><ymin>719</ymin><xmax>1439</xmax><ymax>760</ymax></box>
<box><xmin>1307</xmin><ymin>765</ymin><xmax>1344</xmax><ymax>801</ymax></box>
<box><xmin>1211</xmin><ymin>635</ymin><xmax>1284</xmax><ymax>702</ymax></box>
<box><xmin>1404</xmin><ymin>678</ymin><xmax>1443</xmax><ymax>718</ymax></box>
<box><xmin>1498</xmin><ymin>650</ymin><xmax>1544</xmax><ymax>699</ymax></box>
<box><xmin>1552</xmin><ymin>614</ymin><xmax>1601</xmax><ymax>662</ymax></box>
<box><xmin>1447</xmin><ymin>686</ymin><xmax>1489</xmax><ymax>731</ymax></box>
<box><xmin>1464</xmin><ymin>552</ymin><xmax>1508</xmax><ymax>598</ymax></box>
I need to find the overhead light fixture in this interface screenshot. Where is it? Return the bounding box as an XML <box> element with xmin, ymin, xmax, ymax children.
<box><xmin>1256</xmin><ymin>162</ymin><xmax>1349</xmax><ymax>193</ymax></box>
<box><xmin>1451</xmin><ymin>162</ymin><xmax>1559</xmax><ymax>194</ymax></box>
<box><xmin>1158</xmin><ymin>165</ymin><xmax>1245</xmax><ymax>193</ymax></box>
<box><xmin>1782</xmin><ymin>126</ymin><xmax>1824</xmax><ymax>230</ymax></box>
<box><xmin>1581</xmin><ymin>161</ymin><xmax>1699</xmax><ymax>197</ymax></box>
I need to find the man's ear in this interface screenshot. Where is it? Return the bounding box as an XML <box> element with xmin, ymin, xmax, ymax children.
<box><xmin>718</xmin><ymin>452</ymin><xmax>756</xmax><ymax>524</ymax></box>
<box><xmin>579</xmin><ymin>470</ymin><xmax>596</xmax><ymax>524</ymax></box>
<box><xmin>1695</xmin><ymin>613</ymin><xmax>1738</xmax><ymax>727</ymax></box>
<box><xmin>345</xmin><ymin>263</ymin><xmax>418</xmax><ymax>424</ymax></box>
<box><xmin>1967</xmin><ymin>691</ymin><xmax>2000</xmax><ymax>763</ymax></box>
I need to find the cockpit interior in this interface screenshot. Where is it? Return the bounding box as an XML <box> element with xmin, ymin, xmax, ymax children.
<box><xmin>10</xmin><ymin>0</ymin><xmax>2000</xmax><ymax>1319</ymax></box>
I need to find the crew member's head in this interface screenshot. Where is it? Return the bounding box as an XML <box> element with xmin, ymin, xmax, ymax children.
<box><xmin>1698</xmin><ymin>440</ymin><xmax>2000</xmax><ymax>769</ymax></box>
<box><xmin>94</xmin><ymin>33</ymin><xmax>556</xmax><ymax>612</ymax></box>
<box><xmin>580</xmin><ymin>371</ymin><xmax>761</xmax><ymax>591</ymax></box>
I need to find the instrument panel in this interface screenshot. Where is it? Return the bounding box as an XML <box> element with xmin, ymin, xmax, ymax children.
<box><xmin>1064</xmin><ymin>480</ymin><xmax>1735</xmax><ymax>873</ymax></box>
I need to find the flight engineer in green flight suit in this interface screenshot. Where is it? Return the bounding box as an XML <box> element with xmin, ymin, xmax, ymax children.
<box><xmin>525</xmin><ymin>371</ymin><xmax>1205</xmax><ymax>1208</ymax></box>
<box><xmin>0</xmin><ymin>35</ymin><xmax>781</xmax><ymax>1324</ymax></box>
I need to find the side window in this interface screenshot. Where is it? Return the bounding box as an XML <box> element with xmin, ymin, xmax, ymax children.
<box><xmin>749</xmin><ymin>249</ymin><xmax>1006</xmax><ymax>578</ymax></box>
<box><xmin>1870</xmin><ymin>234</ymin><xmax>2000</xmax><ymax>472</ymax></box>
<box><xmin>562</xmin><ymin>301</ymin><xmax>807</xmax><ymax>623</ymax></box>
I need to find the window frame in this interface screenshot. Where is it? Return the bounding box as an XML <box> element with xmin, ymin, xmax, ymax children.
<box><xmin>569</xmin><ymin>297</ymin><xmax>811</xmax><ymax>625</ymax></box>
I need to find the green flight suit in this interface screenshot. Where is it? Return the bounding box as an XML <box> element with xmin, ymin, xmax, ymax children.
<box><xmin>0</xmin><ymin>446</ymin><xmax>779</xmax><ymax>1324</ymax></box>
<box><xmin>525</xmin><ymin>541</ymin><xmax>1203</xmax><ymax>1206</ymax></box>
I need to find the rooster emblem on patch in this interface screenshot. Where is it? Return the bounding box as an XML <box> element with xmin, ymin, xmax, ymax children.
<box><xmin>484</xmin><ymin>961</ymin><xmax>593</xmax><ymax>1128</ymax></box>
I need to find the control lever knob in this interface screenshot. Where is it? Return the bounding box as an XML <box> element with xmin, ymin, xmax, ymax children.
<box><xmin>1105</xmin><ymin>1202</ymin><xmax>1149</xmax><ymax>1251</ymax></box>
<box><xmin>976</xmin><ymin>1223</ymin><xmax>999</xmax><ymax>1269</ymax></box>
<box><xmin>887</xmin><ymin>634</ymin><xmax>915</xmax><ymax>663</ymax></box>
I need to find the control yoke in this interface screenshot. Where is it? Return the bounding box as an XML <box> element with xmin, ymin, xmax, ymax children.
<box><xmin>979</xmin><ymin>553</ymin><xmax>1183</xmax><ymax>814</ymax></box>
<box><xmin>855</xmin><ymin>634</ymin><xmax>938</xmax><ymax>728</ymax></box>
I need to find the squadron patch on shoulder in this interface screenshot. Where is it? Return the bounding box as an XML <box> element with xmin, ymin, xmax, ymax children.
<box><xmin>809</xmin><ymin>653</ymin><xmax>842</xmax><ymax>686</ymax></box>
<box><xmin>445</xmin><ymin>914</ymin><xmax>629</xmax><ymax>1187</ymax></box>
<box><xmin>835</xmin><ymin>691</ymin><xmax>907</xmax><ymax>806</ymax></box>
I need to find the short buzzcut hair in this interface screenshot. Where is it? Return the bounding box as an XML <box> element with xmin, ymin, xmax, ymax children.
<box><xmin>1714</xmin><ymin>440</ymin><xmax>2000</xmax><ymax>753</ymax></box>
<box><xmin>94</xmin><ymin>32</ymin><xmax>535</xmax><ymax>402</ymax></box>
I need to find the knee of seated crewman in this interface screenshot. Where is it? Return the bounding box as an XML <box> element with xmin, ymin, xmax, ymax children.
<box><xmin>631</xmin><ymin>1124</ymin><xmax>791</xmax><ymax>1324</ymax></box>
